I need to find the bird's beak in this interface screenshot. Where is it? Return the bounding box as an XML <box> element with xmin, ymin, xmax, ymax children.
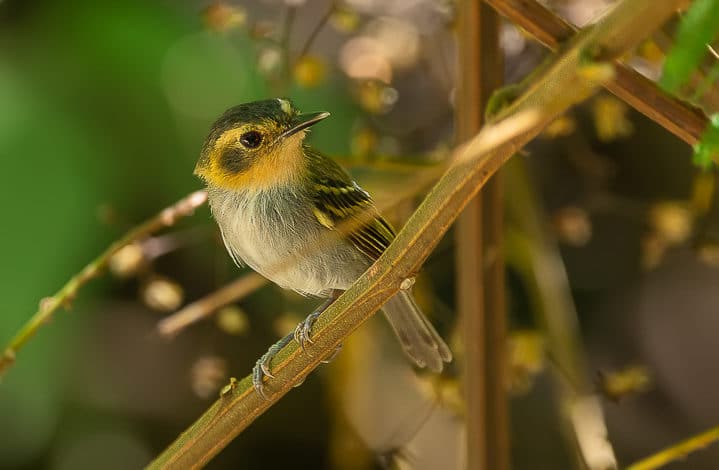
<box><xmin>281</xmin><ymin>111</ymin><xmax>330</xmax><ymax>138</ymax></box>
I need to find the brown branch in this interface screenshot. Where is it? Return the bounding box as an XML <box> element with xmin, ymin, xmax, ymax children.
<box><xmin>455</xmin><ymin>2</ymin><xmax>508</xmax><ymax>470</ymax></box>
<box><xmin>0</xmin><ymin>191</ymin><xmax>208</xmax><ymax>378</ymax></box>
<box><xmin>485</xmin><ymin>0</ymin><xmax>709</xmax><ymax>146</ymax></box>
<box><xmin>158</xmin><ymin>273</ymin><xmax>268</xmax><ymax>338</ymax></box>
<box><xmin>147</xmin><ymin>1</ymin><xmax>682</xmax><ymax>467</ymax></box>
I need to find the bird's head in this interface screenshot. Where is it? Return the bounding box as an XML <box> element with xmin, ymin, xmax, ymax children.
<box><xmin>195</xmin><ymin>98</ymin><xmax>329</xmax><ymax>190</ymax></box>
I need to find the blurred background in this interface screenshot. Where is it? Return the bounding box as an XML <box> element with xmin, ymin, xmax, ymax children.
<box><xmin>1</xmin><ymin>0</ymin><xmax>718</xmax><ymax>468</ymax></box>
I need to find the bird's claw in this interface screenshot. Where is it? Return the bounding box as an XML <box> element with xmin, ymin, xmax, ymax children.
<box><xmin>293</xmin><ymin>311</ymin><xmax>321</xmax><ymax>352</ymax></box>
<box><xmin>252</xmin><ymin>333</ymin><xmax>292</xmax><ymax>399</ymax></box>
<box><xmin>251</xmin><ymin>305</ymin><xmax>337</xmax><ymax>399</ymax></box>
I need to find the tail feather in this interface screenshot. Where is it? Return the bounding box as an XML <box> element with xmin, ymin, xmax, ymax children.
<box><xmin>382</xmin><ymin>290</ymin><xmax>452</xmax><ymax>372</ymax></box>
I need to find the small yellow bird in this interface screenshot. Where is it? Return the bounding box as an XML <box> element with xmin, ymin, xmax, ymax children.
<box><xmin>195</xmin><ymin>98</ymin><xmax>451</xmax><ymax>396</ymax></box>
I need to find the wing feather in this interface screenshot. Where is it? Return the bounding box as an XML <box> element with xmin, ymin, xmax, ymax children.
<box><xmin>312</xmin><ymin>178</ymin><xmax>395</xmax><ymax>260</ymax></box>
<box><xmin>306</xmin><ymin>146</ymin><xmax>396</xmax><ymax>260</ymax></box>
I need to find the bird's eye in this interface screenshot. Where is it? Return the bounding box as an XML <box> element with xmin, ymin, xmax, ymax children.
<box><xmin>239</xmin><ymin>130</ymin><xmax>263</xmax><ymax>149</ymax></box>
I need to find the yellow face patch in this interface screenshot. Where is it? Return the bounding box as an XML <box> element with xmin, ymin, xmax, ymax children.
<box><xmin>196</xmin><ymin>126</ymin><xmax>307</xmax><ymax>191</ymax></box>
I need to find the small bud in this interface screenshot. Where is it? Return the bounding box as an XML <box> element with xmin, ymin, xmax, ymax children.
<box><xmin>508</xmin><ymin>330</ymin><xmax>546</xmax><ymax>395</ymax></box>
<box><xmin>142</xmin><ymin>277</ymin><xmax>184</xmax><ymax>312</ymax></box>
<box><xmin>220</xmin><ymin>377</ymin><xmax>239</xmax><ymax>397</ymax></box>
<box><xmin>109</xmin><ymin>243</ymin><xmax>145</xmax><ymax>278</ymax></box>
<box><xmin>39</xmin><ymin>297</ymin><xmax>56</xmax><ymax>312</ymax></box>
<box><xmin>598</xmin><ymin>365</ymin><xmax>651</xmax><ymax>402</ymax></box>
<box><xmin>257</xmin><ymin>47</ymin><xmax>283</xmax><ymax>76</ymax></box>
<box><xmin>203</xmin><ymin>2</ymin><xmax>246</xmax><ymax>32</ymax></box>
<box><xmin>592</xmin><ymin>96</ymin><xmax>633</xmax><ymax>142</ymax></box>
<box><xmin>648</xmin><ymin>201</ymin><xmax>693</xmax><ymax>245</ymax></box>
<box><xmin>216</xmin><ymin>306</ymin><xmax>249</xmax><ymax>336</ymax></box>
<box><xmin>190</xmin><ymin>356</ymin><xmax>227</xmax><ymax>399</ymax></box>
<box><xmin>293</xmin><ymin>55</ymin><xmax>326</xmax><ymax>88</ymax></box>
<box><xmin>330</xmin><ymin>7</ymin><xmax>360</xmax><ymax>33</ymax></box>
<box><xmin>553</xmin><ymin>206</ymin><xmax>592</xmax><ymax>246</ymax></box>
<box><xmin>355</xmin><ymin>80</ymin><xmax>398</xmax><ymax>114</ymax></box>
<box><xmin>399</xmin><ymin>277</ymin><xmax>415</xmax><ymax>291</ymax></box>
<box><xmin>543</xmin><ymin>115</ymin><xmax>576</xmax><ymax>138</ymax></box>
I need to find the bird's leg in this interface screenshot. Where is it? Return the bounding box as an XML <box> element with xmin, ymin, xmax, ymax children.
<box><xmin>252</xmin><ymin>333</ymin><xmax>292</xmax><ymax>399</ymax></box>
<box><xmin>293</xmin><ymin>290</ymin><xmax>342</xmax><ymax>351</ymax></box>
<box><xmin>252</xmin><ymin>290</ymin><xmax>343</xmax><ymax>398</ymax></box>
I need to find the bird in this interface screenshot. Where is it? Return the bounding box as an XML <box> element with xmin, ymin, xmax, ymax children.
<box><xmin>194</xmin><ymin>98</ymin><xmax>452</xmax><ymax>397</ymax></box>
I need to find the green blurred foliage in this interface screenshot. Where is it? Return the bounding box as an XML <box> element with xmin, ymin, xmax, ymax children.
<box><xmin>660</xmin><ymin>0</ymin><xmax>719</xmax><ymax>93</ymax></box>
<box><xmin>694</xmin><ymin>114</ymin><xmax>719</xmax><ymax>169</ymax></box>
<box><xmin>660</xmin><ymin>0</ymin><xmax>719</xmax><ymax>169</ymax></box>
<box><xmin>0</xmin><ymin>0</ymin><xmax>269</xmax><ymax>466</ymax></box>
<box><xmin>0</xmin><ymin>0</ymin><xmax>363</xmax><ymax>467</ymax></box>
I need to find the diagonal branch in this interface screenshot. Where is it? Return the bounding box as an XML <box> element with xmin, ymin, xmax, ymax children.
<box><xmin>485</xmin><ymin>0</ymin><xmax>708</xmax><ymax>147</ymax></box>
<box><xmin>0</xmin><ymin>191</ymin><xmax>208</xmax><ymax>378</ymax></box>
<box><xmin>147</xmin><ymin>1</ymin><xmax>682</xmax><ymax>467</ymax></box>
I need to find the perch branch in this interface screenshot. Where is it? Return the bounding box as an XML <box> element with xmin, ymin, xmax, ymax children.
<box><xmin>485</xmin><ymin>0</ymin><xmax>709</xmax><ymax>146</ymax></box>
<box><xmin>147</xmin><ymin>1</ymin><xmax>681</xmax><ymax>467</ymax></box>
<box><xmin>0</xmin><ymin>191</ymin><xmax>208</xmax><ymax>378</ymax></box>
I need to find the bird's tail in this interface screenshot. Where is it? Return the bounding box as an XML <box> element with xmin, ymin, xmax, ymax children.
<box><xmin>382</xmin><ymin>290</ymin><xmax>452</xmax><ymax>372</ymax></box>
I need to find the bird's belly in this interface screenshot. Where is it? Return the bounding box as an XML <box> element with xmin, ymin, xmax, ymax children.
<box><xmin>209</xmin><ymin>189</ymin><xmax>368</xmax><ymax>296</ymax></box>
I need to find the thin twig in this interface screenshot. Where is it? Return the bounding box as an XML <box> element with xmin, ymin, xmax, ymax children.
<box><xmin>147</xmin><ymin>2</ymin><xmax>681</xmax><ymax>466</ymax></box>
<box><xmin>280</xmin><ymin>5</ymin><xmax>297</xmax><ymax>82</ymax></box>
<box><xmin>627</xmin><ymin>425</ymin><xmax>719</xmax><ymax>470</ymax></box>
<box><xmin>485</xmin><ymin>0</ymin><xmax>709</xmax><ymax>147</ymax></box>
<box><xmin>158</xmin><ymin>273</ymin><xmax>269</xmax><ymax>338</ymax></box>
<box><xmin>0</xmin><ymin>191</ymin><xmax>208</xmax><ymax>378</ymax></box>
<box><xmin>295</xmin><ymin>1</ymin><xmax>336</xmax><ymax>61</ymax></box>
<box><xmin>504</xmin><ymin>160</ymin><xmax>617</xmax><ymax>469</ymax></box>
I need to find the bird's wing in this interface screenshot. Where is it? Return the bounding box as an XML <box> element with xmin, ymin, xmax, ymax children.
<box><xmin>307</xmin><ymin>149</ymin><xmax>395</xmax><ymax>261</ymax></box>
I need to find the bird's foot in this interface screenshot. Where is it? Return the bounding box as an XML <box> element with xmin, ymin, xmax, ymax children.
<box><xmin>252</xmin><ymin>333</ymin><xmax>292</xmax><ymax>399</ymax></box>
<box><xmin>252</xmin><ymin>294</ymin><xmax>342</xmax><ymax>399</ymax></box>
<box><xmin>293</xmin><ymin>311</ymin><xmax>321</xmax><ymax>352</ymax></box>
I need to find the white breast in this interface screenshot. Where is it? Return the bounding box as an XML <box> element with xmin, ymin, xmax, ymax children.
<box><xmin>207</xmin><ymin>186</ymin><xmax>367</xmax><ymax>296</ymax></box>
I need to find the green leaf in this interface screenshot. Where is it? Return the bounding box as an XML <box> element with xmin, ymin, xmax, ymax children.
<box><xmin>660</xmin><ymin>0</ymin><xmax>719</xmax><ymax>93</ymax></box>
<box><xmin>693</xmin><ymin>114</ymin><xmax>719</xmax><ymax>169</ymax></box>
